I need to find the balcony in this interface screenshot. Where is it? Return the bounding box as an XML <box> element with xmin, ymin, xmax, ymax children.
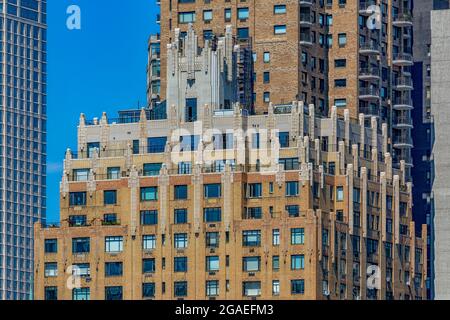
<box><xmin>300</xmin><ymin>33</ymin><xmax>313</xmax><ymax>46</ymax></box>
<box><xmin>393</xmin><ymin>53</ymin><xmax>413</xmax><ymax>66</ymax></box>
<box><xmin>299</xmin><ymin>13</ymin><xmax>312</xmax><ymax>26</ymax></box>
<box><xmin>359</xmin><ymin>43</ymin><xmax>380</xmax><ymax>55</ymax></box>
<box><xmin>393</xmin><ymin>115</ymin><xmax>413</xmax><ymax>129</ymax></box>
<box><xmin>359</xmin><ymin>1</ymin><xmax>378</xmax><ymax>16</ymax></box>
<box><xmin>393</xmin><ymin>12</ymin><xmax>413</xmax><ymax>27</ymax></box>
<box><xmin>359</xmin><ymin>105</ymin><xmax>380</xmax><ymax>117</ymax></box>
<box><xmin>359</xmin><ymin>67</ymin><xmax>380</xmax><ymax>81</ymax></box>
<box><xmin>359</xmin><ymin>87</ymin><xmax>380</xmax><ymax>101</ymax></box>
<box><xmin>393</xmin><ymin>134</ymin><xmax>413</xmax><ymax>149</ymax></box>
<box><xmin>394</xmin><ymin>77</ymin><xmax>414</xmax><ymax>90</ymax></box>
<box><xmin>393</xmin><ymin>97</ymin><xmax>413</xmax><ymax>110</ymax></box>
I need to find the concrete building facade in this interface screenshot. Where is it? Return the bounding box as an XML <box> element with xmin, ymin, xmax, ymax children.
<box><xmin>34</xmin><ymin>28</ymin><xmax>426</xmax><ymax>300</ymax></box>
<box><xmin>430</xmin><ymin>7</ymin><xmax>450</xmax><ymax>300</ymax></box>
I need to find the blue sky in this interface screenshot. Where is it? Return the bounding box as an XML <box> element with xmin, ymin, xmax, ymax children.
<box><xmin>47</xmin><ymin>0</ymin><xmax>158</xmax><ymax>222</ymax></box>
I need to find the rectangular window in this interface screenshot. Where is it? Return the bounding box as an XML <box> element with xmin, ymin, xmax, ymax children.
<box><xmin>143</xmin><ymin>235</ymin><xmax>156</xmax><ymax>250</ymax></box>
<box><xmin>337</xmin><ymin>186</ymin><xmax>344</xmax><ymax>201</ymax></box>
<box><xmin>203</xmin><ymin>10</ymin><xmax>212</xmax><ymax>21</ymax></box>
<box><xmin>243</xmin><ymin>257</ymin><xmax>261</xmax><ymax>272</ymax></box>
<box><xmin>143</xmin><ymin>283</ymin><xmax>155</xmax><ymax>298</ymax></box>
<box><xmin>237</xmin><ymin>27</ymin><xmax>249</xmax><ymax>39</ymax></box>
<box><xmin>104</xmin><ymin>190</ymin><xmax>117</xmax><ymax>205</ymax></box>
<box><xmin>206</xmin><ymin>256</ymin><xmax>220</xmax><ymax>272</ymax></box>
<box><xmin>45</xmin><ymin>287</ymin><xmax>58</xmax><ymax>301</ymax></box>
<box><xmin>174</xmin><ymin>281</ymin><xmax>188</xmax><ymax>297</ymax></box>
<box><xmin>174</xmin><ymin>185</ymin><xmax>188</xmax><ymax>200</ymax></box>
<box><xmin>224</xmin><ymin>8</ymin><xmax>232</xmax><ymax>21</ymax></box>
<box><xmin>148</xmin><ymin>137</ymin><xmax>167</xmax><ymax>153</ymax></box>
<box><xmin>107</xmin><ymin>167</ymin><xmax>121</xmax><ymax>180</ymax></box>
<box><xmin>206</xmin><ymin>280</ymin><xmax>219</xmax><ymax>297</ymax></box>
<box><xmin>72</xmin><ymin>238</ymin><xmax>90</xmax><ymax>254</ymax></box>
<box><xmin>278</xmin><ymin>132</ymin><xmax>289</xmax><ymax>148</ymax></box>
<box><xmin>174</xmin><ymin>257</ymin><xmax>188</xmax><ymax>273</ymax></box>
<box><xmin>143</xmin><ymin>163</ymin><xmax>162</xmax><ymax>176</ymax></box>
<box><xmin>105</xmin><ymin>262</ymin><xmax>123</xmax><ymax>277</ymax></box>
<box><xmin>334</xmin><ymin>59</ymin><xmax>347</xmax><ymax>68</ymax></box>
<box><xmin>44</xmin><ymin>239</ymin><xmax>58</xmax><ymax>253</ymax></box>
<box><xmin>105</xmin><ymin>236</ymin><xmax>123</xmax><ymax>253</ymax></box>
<box><xmin>141</xmin><ymin>210</ymin><xmax>158</xmax><ymax>225</ymax></box>
<box><xmin>272</xmin><ymin>256</ymin><xmax>280</xmax><ymax>271</ymax></box>
<box><xmin>291</xmin><ymin>280</ymin><xmax>305</xmax><ymax>295</ymax></box>
<box><xmin>273</xmin><ymin>229</ymin><xmax>280</xmax><ymax>246</ymax></box>
<box><xmin>73</xmin><ymin>264</ymin><xmax>90</xmax><ymax>277</ymax></box>
<box><xmin>274</xmin><ymin>25</ymin><xmax>287</xmax><ymax>35</ymax></box>
<box><xmin>286</xmin><ymin>181</ymin><xmax>299</xmax><ymax>196</ymax></box>
<box><xmin>103</xmin><ymin>213</ymin><xmax>118</xmax><ymax>225</ymax></box>
<box><xmin>291</xmin><ymin>228</ymin><xmax>305</xmax><ymax>245</ymax></box>
<box><xmin>244</xmin><ymin>207</ymin><xmax>262</xmax><ymax>219</ymax></box>
<box><xmin>204</xmin><ymin>208</ymin><xmax>222</xmax><ymax>222</ymax></box>
<box><xmin>273</xmin><ymin>280</ymin><xmax>280</xmax><ymax>296</ymax></box>
<box><xmin>174</xmin><ymin>209</ymin><xmax>188</xmax><ymax>224</ymax></box>
<box><xmin>334</xmin><ymin>99</ymin><xmax>347</xmax><ymax>108</ymax></box>
<box><xmin>206</xmin><ymin>232</ymin><xmax>220</xmax><ymax>248</ymax></box>
<box><xmin>185</xmin><ymin>99</ymin><xmax>198</xmax><ymax>122</ymax></box>
<box><xmin>178</xmin><ymin>11</ymin><xmax>196</xmax><ymax>24</ymax></box>
<box><xmin>44</xmin><ymin>263</ymin><xmax>58</xmax><ymax>278</ymax></box>
<box><xmin>204</xmin><ymin>184</ymin><xmax>221</xmax><ymax>198</ymax></box>
<box><xmin>334</xmin><ymin>79</ymin><xmax>347</xmax><ymax>88</ymax></box>
<box><xmin>69</xmin><ymin>192</ymin><xmax>86</xmax><ymax>206</ymax></box>
<box><xmin>73</xmin><ymin>169</ymin><xmax>89</xmax><ymax>181</ymax></box>
<box><xmin>286</xmin><ymin>205</ymin><xmax>300</xmax><ymax>217</ymax></box>
<box><xmin>174</xmin><ymin>233</ymin><xmax>188</xmax><ymax>249</ymax></box>
<box><xmin>105</xmin><ymin>286</ymin><xmax>123</xmax><ymax>300</ymax></box>
<box><xmin>263</xmin><ymin>52</ymin><xmax>270</xmax><ymax>63</ymax></box>
<box><xmin>69</xmin><ymin>215</ymin><xmax>87</xmax><ymax>227</ymax></box>
<box><xmin>291</xmin><ymin>255</ymin><xmax>305</xmax><ymax>270</ymax></box>
<box><xmin>274</xmin><ymin>5</ymin><xmax>286</xmax><ymax>14</ymax></box>
<box><xmin>72</xmin><ymin>288</ymin><xmax>90</xmax><ymax>301</ymax></box>
<box><xmin>243</xmin><ymin>282</ymin><xmax>261</xmax><ymax>297</ymax></box>
<box><xmin>140</xmin><ymin>187</ymin><xmax>158</xmax><ymax>201</ymax></box>
<box><xmin>237</xmin><ymin>7</ymin><xmax>249</xmax><ymax>20</ymax></box>
<box><xmin>142</xmin><ymin>259</ymin><xmax>156</xmax><ymax>273</ymax></box>
<box><xmin>246</xmin><ymin>183</ymin><xmax>262</xmax><ymax>198</ymax></box>
<box><xmin>242</xmin><ymin>230</ymin><xmax>261</xmax><ymax>247</ymax></box>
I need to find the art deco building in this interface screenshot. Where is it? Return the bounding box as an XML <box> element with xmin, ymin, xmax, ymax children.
<box><xmin>34</xmin><ymin>27</ymin><xmax>426</xmax><ymax>300</ymax></box>
<box><xmin>0</xmin><ymin>0</ymin><xmax>47</xmax><ymax>300</ymax></box>
<box><xmin>148</xmin><ymin>0</ymin><xmax>415</xmax><ymax>178</ymax></box>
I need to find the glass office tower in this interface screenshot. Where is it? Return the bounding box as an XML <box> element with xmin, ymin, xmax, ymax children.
<box><xmin>0</xmin><ymin>0</ymin><xmax>46</xmax><ymax>300</ymax></box>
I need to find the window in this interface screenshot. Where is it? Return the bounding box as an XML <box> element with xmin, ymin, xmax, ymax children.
<box><xmin>334</xmin><ymin>79</ymin><xmax>347</xmax><ymax>88</ymax></box>
<box><xmin>72</xmin><ymin>288</ymin><xmax>90</xmax><ymax>301</ymax></box>
<box><xmin>142</xmin><ymin>258</ymin><xmax>156</xmax><ymax>274</ymax></box>
<box><xmin>206</xmin><ymin>280</ymin><xmax>219</xmax><ymax>297</ymax></box>
<box><xmin>334</xmin><ymin>99</ymin><xmax>347</xmax><ymax>108</ymax></box>
<box><xmin>286</xmin><ymin>181</ymin><xmax>299</xmax><ymax>196</ymax></box>
<box><xmin>291</xmin><ymin>255</ymin><xmax>305</xmax><ymax>270</ymax></box>
<box><xmin>334</xmin><ymin>59</ymin><xmax>346</xmax><ymax>68</ymax></box>
<box><xmin>263</xmin><ymin>92</ymin><xmax>270</xmax><ymax>103</ymax></box>
<box><xmin>272</xmin><ymin>256</ymin><xmax>280</xmax><ymax>271</ymax></box>
<box><xmin>105</xmin><ymin>286</ymin><xmax>123</xmax><ymax>300</ymax></box>
<box><xmin>243</xmin><ymin>282</ymin><xmax>261</xmax><ymax>297</ymax></box>
<box><xmin>237</xmin><ymin>7</ymin><xmax>249</xmax><ymax>20</ymax></box>
<box><xmin>204</xmin><ymin>208</ymin><xmax>221</xmax><ymax>222</ymax></box>
<box><xmin>73</xmin><ymin>169</ymin><xmax>89</xmax><ymax>181</ymax></box>
<box><xmin>286</xmin><ymin>205</ymin><xmax>300</xmax><ymax>217</ymax></box>
<box><xmin>143</xmin><ymin>235</ymin><xmax>156</xmax><ymax>250</ymax></box>
<box><xmin>178</xmin><ymin>162</ymin><xmax>192</xmax><ymax>174</ymax></box>
<box><xmin>72</xmin><ymin>238</ymin><xmax>90</xmax><ymax>254</ymax></box>
<box><xmin>140</xmin><ymin>187</ymin><xmax>158</xmax><ymax>201</ymax></box>
<box><xmin>105</xmin><ymin>236</ymin><xmax>123</xmax><ymax>253</ymax></box>
<box><xmin>87</xmin><ymin>142</ymin><xmax>100</xmax><ymax>158</ymax></box>
<box><xmin>143</xmin><ymin>283</ymin><xmax>155</xmax><ymax>298</ymax></box>
<box><xmin>141</xmin><ymin>210</ymin><xmax>158</xmax><ymax>225</ymax></box>
<box><xmin>243</xmin><ymin>230</ymin><xmax>261</xmax><ymax>247</ymax></box>
<box><xmin>224</xmin><ymin>8</ymin><xmax>232</xmax><ymax>22</ymax></box>
<box><xmin>174</xmin><ymin>185</ymin><xmax>188</xmax><ymax>200</ymax></box>
<box><xmin>73</xmin><ymin>264</ymin><xmax>90</xmax><ymax>277</ymax></box>
<box><xmin>174</xmin><ymin>233</ymin><xmax>188</xmax><ymax>249</ymax></box>
<box><xmin>263</xmin><ymin>71</ymin><xmax>270</xmax><ymax>83</ymax></box>
<box><xmin>337</xmin><ymin>186</ymin><xmax>344</xmax><ymax>201</ymax></box>
<box><xmin>45</xmin><ymin>287</ymin><xmax>57</xmax><ymax>300</ymax></box>
<box><xmin>273</xmin><ymin>229</ymin><xmax>280</xmax><ymax>246</ymax></box>
<box><xmin>263</xmin><ymin>52</ymin><xmax>270</xmax><ymax>63</ymax></box>
<box><xmin>206</xmin><ymin>232</ymin><xmax>220</xmax><ymax>248</ymax></box>
<box><xmin>107</xmin><ymin>167</ymin><xmax>121</xmax><ymax>180</ymax></box>
<box><xmin>44</xmin><ymin>263</ymin><xmax>57</xmax><ymax>278</ymax></box>
<box><xmin>278</xmin><ymin>132</ymin><xmax>289</xmax><ymax>148</ymax></box>
<box><xmin>243</xmin><ymin>207</ymin><xmax>262</xmax><ymax>220</ymax></box>
<box><xmin>252</xmin><ymin>133</ymin><xmax>260</xmax><ymax>149</ymax></box>
<box><xmin>69</xmin><ymin>215</ymin><xmax>87</xmax><ymax>227</ymax></box>
<box><xmin>273</xmin><ymin>280</ymin><xmax>280</xmax><ymax>296</ymax></box>
<box><xmin>246</xmin><ymin>183</ymin><xmax>262</xmax><ymax>198</ymax></box>
<box><xmin>105</xmin><ymin>262</ymin><xmax>123</xmax><ymax>277</ymax></box>
<box><xmin>243</xmin><ymin>257</ymin><xmax>260</xmax><ymax>272</ymax></box>
<box><xmin>69</xmin><ymin>192</ymin><xmax>86</xmax><ymax>206</ymax></box>
<box><xmin>174</xmin><ymin>209</ymin><xmax>188</xmax><ymax>224</ymax></box>
<box><xmin>291</xmin><ymin>280</ymin><xmax>305</xmax><ymax>295</ymax></box>
<box><xmin>185</xmin><ymin>99</ymin><xmax>198</xmax><ymax>122</ymax></box>
<box><xmin>203</xmin><ymin>10</ymin><xmax>212</xmax><ymax>21</ymax></box>
<box><xmin>174</xmin><ymin>257</ymin><xmax>188</xmax><ymax>273</ymax></box>
<box><xmin>274</xmin><ymin>25</ymin><xmax>287</xmax><ymax>35</ymax></box>
<box><xmin>103</xmin><ymin>213</ymin><xmax>118</xmax><ymax>225</ymax></box>
<box><xmin>174</xmin><ymin>281</ymin><xmax>188</xmax><ymax>297</ymax></box>
<box><xmin>338</xmin><ymin>33</ymin><xmax>347</xmax><ymax>46</ymax></box>
<box><xmin>148</xmin><ymin>137</ymin><xmax>167</xmax><ymax>153</ymax></box>
<box><xmin>204</xmin><ymin>184</ymin><xmax>221</xmax><ymax>198</ymax></box>
<box><xmin>104</xmin><ymin>190</ymin><xmax>117</xmax><ymax>205</ymax></box>
<box><xmin>206</xmin><ymin>256</ymin><xmax>220</xmax><ymax>272</ymax></box>
<box><xmin>237</xmin><ymin>27</ymin><xmax>249</xmax><ymax>39</ymax></box>
<box><xmin>291</xmin><ymin>228</ymin><xmax>305</xmax><ymax>245</ymax></box>
<box><xmin>143</xmin><ymin>163</ymin><xmax>162</xmax><ymax>176</ymax></box>
<box><xmin>45</xmin><ymin>239</ymin><xmax>57</xmax><ymax>253</ymax></box>
<box><xmin>178</xmin><ymin>11</ymin><xmax>196</xmax><ymax>24</ymax></box>
<box><xmin>274</xmin><ymin>5</ymin><xmax>287</xmax><ymax>14</ymax></box>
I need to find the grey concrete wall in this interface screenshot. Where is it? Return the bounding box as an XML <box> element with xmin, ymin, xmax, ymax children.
<box><xmin>431</xmin><ymin>8</ymin><xmax>450</xmax><ymax>300</ymax></box>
